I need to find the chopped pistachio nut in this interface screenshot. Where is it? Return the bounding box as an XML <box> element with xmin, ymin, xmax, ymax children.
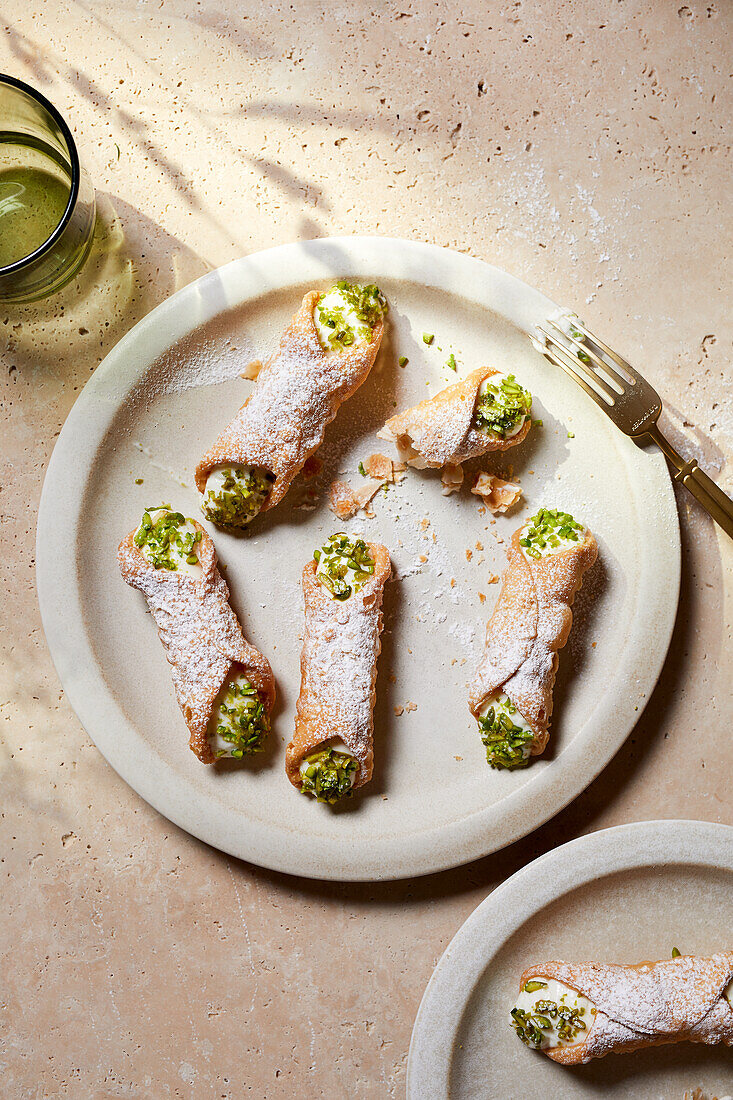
<box><xmin>446</xmin><ymin>353</ymin><xmax>457</xmax><ymax>371</ymax></box>
<box><xmin>478</xmin><ymin>692</ymin><xmax>534</xmax><ymax>769</ymax></box>
<box><xmin>208</xmin><ymin>671</ymin><xmax>269</xmax><ymax>758</ymax></box>
<box><xmin>398</xmin><ymin>355</ymin><xmax>409</xmax><ymax>367</ymax></box>
<box><xmin>512</xmin><ymin>977</ymin><xmax>594</xmax><ymax>1050</ymax></box>
<box><xmin>133</xmin><ymin>506</ymin><xmax>202</xmax><ymax>573</ymax></box>
<box><xmin>473</xmin><ymin>373</ymin><xmax>532</xmax><ymax>438</ymax></box>
<box><xmin>201</xmin><ymin>465</ymin><xmax>274</xmax><ymax>528</ymax></box>
<box><xmin>671</xmin><ymin>947</ymin><xmax>681</xmax><ymax>958</ymax></box>
<box><xmin>314</xmin><ymin>532</ymin><xmax>375</xmax><ymax>601</ymax></box>
<box><xmin>422</xmin><ymin>332</ymin><xmax>434</xmax><ymax>345</ymax></box>
<box><xmin>315</xmin><ymin>280</ymin><xmax>387</xmax><ymax>350</ymax></box>
<box><xmin>299</xmin><ymin>747</ymin><xmax>358</xmax><ymax>803</ymax></box>
<box><xmin>519</xmin><ymin>507</ymin><xmax>584</xmax><ymax>560</ymax></box>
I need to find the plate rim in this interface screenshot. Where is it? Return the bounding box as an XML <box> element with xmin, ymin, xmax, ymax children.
<box><xmin>407</xmin><ymin>818</ymin><xmax>733</xmax><ymax>1099</ymax></box>
<box><xmin>36</xmin><ymin>236</ymin><xmax>681</xmax><ymax>881</ymax></box>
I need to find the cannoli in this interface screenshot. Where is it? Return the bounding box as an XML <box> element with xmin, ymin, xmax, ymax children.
<box><xmin>285</xmin><ymin>533</ymin><xmax>391</xmax><ymax>803</ymax></box>
<box><xmin>511</xmin><ymin>953</ymin><xmax>733</xmax><ymax>1063</ymax></box>
<box><xmin>377</xmin><ymin>367</ymin><xmax>532</xmax><ymax>469</ymax></box>
<box><xmin>468</xmin><ymin>508</ymin><xmax>597</xmax><ymax>768</ymax></box>
<box><xmin>118</xmin><ymin>506</ymin><xmax>276</xmax><ymax>763</ymax></box>
<box><xmin>195</xmin><ymin>281</ymin><xmax>387</xmax><ymax>527</ymax></box>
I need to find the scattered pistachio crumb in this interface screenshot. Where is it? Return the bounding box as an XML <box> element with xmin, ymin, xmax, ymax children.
<box><xmin>422</xmin><ymin>332</ymin><xmax>434</xmax><ymax>345</ymax></box>
<box><xmin>446</xmin><ymin>353</ymin><xmax>457</xmax><ymax>371</ymax></box>
<box><xmin>398</xmin><ymin>355</ymin><xmax>408</xmax><ymax>367</ymax></box>
<box><xmin>134</xmin><ymin>478</ymin><xmax>144</xmax><ymax>484</ymax></box>
<box><xmin>358</xmin><ymin>461</ymin><xmax>366</xmax><ymax>476</ymax></box>
<box><xmin>567</xmin><ymin>430</ymin><xmax>575</xmax><ymax>439</ymax></box>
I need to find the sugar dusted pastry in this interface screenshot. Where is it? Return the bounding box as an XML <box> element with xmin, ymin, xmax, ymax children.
<box><xmin>118</xmin><ymin>506</ymin><xmax>276</xmax><ymax>763</ymax></box>
<box><xmin>195</xmin><ymin>282</ymin><xmax>387</xmax><ymax>528</ymax></box>
<box><xmin>377</xmin><ymin>367</ymin><xmax>532</xmax><ymax>469</ymax></box>
<box><xmin>286</xmin><ymin>533</ymin><xmax>391</xmax><ymax>804</ymax></box>
<box><xmin>468</xmin><ymin>508</ymin><xmax>597</xmax><ymax>768</ymax></box>
<box><xmin>512</xmin><ymin>953</ymin><xmax>733</xmax><ymax>1063</ymax></box>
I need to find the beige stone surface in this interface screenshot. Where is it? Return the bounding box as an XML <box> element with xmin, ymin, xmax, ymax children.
<box><xmin>1</xmin><ymin>2</ymin><xmax>731</xmax><ymax>1097</ymax></box>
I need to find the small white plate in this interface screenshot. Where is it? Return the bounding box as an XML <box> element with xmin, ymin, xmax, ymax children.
<box><xmin>36</xmin><ymin>238</ymin><xmax>679</xmax><ymax>880</ymax></box>
<box><xmin>408</xmin><ymin>820</ymin><xmax>733</xmax><ymax>1099</ymax></box>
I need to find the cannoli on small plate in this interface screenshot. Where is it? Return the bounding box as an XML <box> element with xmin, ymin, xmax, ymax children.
<box><xmin>377</xmin><ymin>367</ymin><xmax>532</xmax><ymax>469</ymax></box>
<box><xmin>468</xmin><ymin>508</ymin><xmax>597</xmax><ymax>768</ymax></box>
<box><xmin>285</xmin><ymin>532</ymin><xmax>391</xmax><ymax>804</ymax></box>
<box><xmin>512</xmin><ymin>953</ymin><xmax>733</xmax><ymax>1063</ymax></box>
<box><xmin>195</xmin><ymin>282</ymin><xmax>387</xmax><ymax>528</ymax></box>
<box><xmin>118</xmin><ymin>506</ymin><xmax>276</xmax><ymax>763</ymax></box>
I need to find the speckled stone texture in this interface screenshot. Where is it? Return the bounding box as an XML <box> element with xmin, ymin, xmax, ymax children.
<box><xmin>1</xmin><ymin>3</ymin><xmax>731</xmax><ymax>1097</ymax></box>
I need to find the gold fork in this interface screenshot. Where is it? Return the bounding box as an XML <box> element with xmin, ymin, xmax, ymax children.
<box><xmin>534</xmin><ymin>315</ymin><xmax>733</xmax><ymax>540</ymax></box>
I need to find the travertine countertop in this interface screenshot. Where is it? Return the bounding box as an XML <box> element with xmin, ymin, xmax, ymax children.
<box><xmin>1</xmin><ymin>3</ymin><xmax>731</xmax><ymax>1097</ymax></box>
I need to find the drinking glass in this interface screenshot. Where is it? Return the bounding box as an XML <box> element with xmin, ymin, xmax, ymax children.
<box><xmin>0</xmin><ymin>74</ymin><xmax>96</xmax><ymax>302</ymax></box>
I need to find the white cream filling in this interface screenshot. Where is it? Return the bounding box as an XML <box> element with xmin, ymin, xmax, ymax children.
<box><xmin>207</xmin><ymin>669</ymin><xmax>264</xmax><ymax>757</ymax></box>
<box><xmin>205</xmin><ymin>465</ymin><xmax>249</xmax><ymax>498</ymax></box>
<box><xmin>513</xmin><ymin>977</ymin><xmax>594</xmax><ymax>1050</ymax></box>
<box><xmin>519</xmin><ymin>522</ymin><xmax>588</xmax><ymax>561</ymax></box>
<box><xmin>315</xmin><ymin>548</ymin><xmax>365</xmax><ymax>596</ymax></box>
<box><xmin>315</xmin><ymin>285</ymin><xmax>375</xmax><ymax>350</ymax></box>
<box><xmin>478</xmin><ymin>692</ymin><xmax>533</xmax><ymax>761</ymax></box>
<box><xmin>298</xmin><ymin>738</ymin><xmax>354</xmax><ymax>781</ymax></box>
<box><xmin>476</xmin><ymin>374</ymin><xmax>528</xmax><ymax>438</ymax></box>
<box><xmin>135</xmin><ymin>509</ymin><xmax>202</xmax><ymax>577</ymax></box>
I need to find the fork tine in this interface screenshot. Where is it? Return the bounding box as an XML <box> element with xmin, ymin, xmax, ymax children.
<box><xmin>541</xmin><ymin>329</ymin><xmax>616</xmax><ymax>404</ymax></box>
<box><xmin>546</xmin><ymin>320</ymin><xmax>627</xmax><ymax>393</ymax></box>
<box><xmin>570</xmin><ymin>321</ymin><xmax>636</xmax><ymax>383</ymax></box>
<box><xmin>539</xmin><ymin>344</ymin><xmax>612</xmax><ymax>412</ymax></box>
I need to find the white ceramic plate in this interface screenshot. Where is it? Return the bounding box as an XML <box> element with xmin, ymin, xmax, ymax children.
<box><xmin>36</xmin><ymin>238</ymin><xmax>680</xmax><ymax>881</ymax></box>
<box><xmin>408</xmin><ymin>820</ymin><xmax>733</xmax><ymax>1099</ymax></box>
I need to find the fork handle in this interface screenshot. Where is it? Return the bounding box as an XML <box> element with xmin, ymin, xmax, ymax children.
<box><xmin>646</xmin><ymin>423</ymin><xmax>733</xmax><ymax>540</ymax></box>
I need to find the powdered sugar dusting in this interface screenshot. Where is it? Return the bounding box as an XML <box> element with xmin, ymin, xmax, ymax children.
<box><xmin>285</xmin><ymin>543</ymin><xmax>391</xmax><ymax>790</ymax></box>
<box><xmin>117</xmin><ymin>521</ymin><xmax>275</xmax><ymax>764</ymax></box>
<box><xmin>377</xmin><ymin>366</ymin><xmax>531</xmax><ymax>468</ymax></box>
<box><xmin>521</xmin><ymin>954</ymin><xmax>733</xmax><ymax>1063</ymax></box>
<box><xmin>194</xmin><ymin>291</ymin><xmax>383</xmax><ymax>506</ymax></box>
<box><xmin>468</xmin><ymin>524</ymin><xmax>598</xmax><ymax>754</ymax></box>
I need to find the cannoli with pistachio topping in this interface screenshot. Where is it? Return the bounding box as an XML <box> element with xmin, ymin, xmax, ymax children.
<box><xmin>377</xmin><ymin>367</ymin><xmax>532</xmax><ymax>469</ymax></box>
<box><xmin>195</xmin><ymin>282</ymin><xmax>387</xmax><ymax>528</ymax></box>
<box><xmin>468</xmin><ymin>508</ymin><xmax>597</xmax><ymax>768</ymax></box>
<box><xmin>285</xmin><ymin>533</ymin><xmax>391</xmax><ymax>804</ymax></box>
<box><xmin>512</xmin><ymin>953</ymin><xmax>733</xmax><ymax>1064</ymax></box>
<box><xmin>118</xmin><ymin>506</ymin><xmax>276</xmax><ymax>763</ymax></box>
